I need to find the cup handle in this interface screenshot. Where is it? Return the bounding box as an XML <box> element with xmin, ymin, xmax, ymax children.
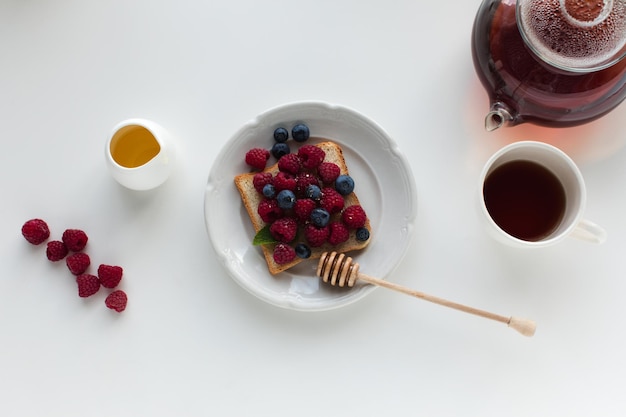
<box><xmin>569</xmin><ymin>219</ymin><xmax>607</xmax><ymax>244</ymax></box>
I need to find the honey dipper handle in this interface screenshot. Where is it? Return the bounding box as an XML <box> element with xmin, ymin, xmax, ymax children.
<box><xmin>356</xmin><ymin>273</ymin><xmax>536</xmax><ymax>337</ymax></box>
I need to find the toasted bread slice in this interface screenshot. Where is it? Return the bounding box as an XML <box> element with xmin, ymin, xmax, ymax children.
<box><xmin>234</xmin><ymin>140</ymin><xmax>371</xmax><ymax>274</ymax></box>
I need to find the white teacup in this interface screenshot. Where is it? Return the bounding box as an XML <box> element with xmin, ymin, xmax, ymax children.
<box><xmin>105</xmin><ymin>118</ymin><xmax>176</xmax><ymax>191</ymax></box>
<box><xmin>479</xmin><ymin>141</ymin><xmax>606</xmax><ymax>248</ymax></box>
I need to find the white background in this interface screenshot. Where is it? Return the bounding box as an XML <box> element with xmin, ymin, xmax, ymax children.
<box><xmin>2</xmin><ymin>1</ymin><xmax>626</xmax><ymax>416</ymax></box>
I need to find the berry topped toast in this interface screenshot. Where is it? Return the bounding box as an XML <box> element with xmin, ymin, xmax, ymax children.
<box><xmin>235</xmin><ymin>140</ymin><xmax>371</xmax><ymax>275</ymax></box>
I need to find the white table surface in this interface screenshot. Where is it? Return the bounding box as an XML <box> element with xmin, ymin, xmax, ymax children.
<box><xmin>2</xmin><ymin>1</ymin><xmax>626</xmax><ymax>416</ymax></box>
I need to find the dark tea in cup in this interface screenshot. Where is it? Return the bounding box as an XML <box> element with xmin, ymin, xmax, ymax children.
<box><xmin>483</xmin><ymin>159</ymin><xmax>566</xmax><ymax>241</ymax></box>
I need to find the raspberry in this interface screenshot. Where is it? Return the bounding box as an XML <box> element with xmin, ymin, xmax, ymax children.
<box><xmin>277</xmin><ymin>153</ymin><xmax>301</xmax><ymax>175</ymax></box>
<box><xmin>304</xmin><ymin>224</ymin><xmax>329</xmax><ymax>247</ymax></box>
<box><xmin>298</xmin><ymin>145</ymin><xmax>326</xmax><ymax>169</ymax></box>
<box><xmin>46</xmin><ymin>240</ymin><xmax>68</xmax><ymax>262</ymax></box>
<box><xmin>320</xmin><ymin>187</ymin><xmax>344</xmax><ymax>214</ymax></box>
<box><xmin>342</xmin><ymin>205</ymin><xmax>367</xmax><ymax>229</ymax></box>
<box><xmin>62</xmin><ymin>229</ymin><xmax>88</xmax><ymax>252</ymax></box>
<box><xmin>273</xmin><ymin>171</ymin><xmax>296</xmax><ymax>192</ymax></box>
<box><xmin>245</xmin><ymin>148</ymin><xmax>270</xmax><ymax>170</ymax></box>
<box><xmin>293</xmin><ymin>198</ymin><xmax>316</xmax><ymax>223</ymax></box>
<box><xmin>66</xmin><ymin>252</ymin><xmax>90</xmax><ymax>275</ymax></box>
<box><xmin>295</xmin><ymin>172</ymin><xmax>320</xmax><ymax>197</ymax></box>
<box><xmin>21</xmin><ymin>218</ymin><xmax>50</xmax><ymax>245</ymax></box>
<box><xmin>273</xmin><ymin>243</ymin><xmax>296</xmax><ymax>265</ymax></box>
<box><xmin>253</xmin><ymin>172</ymin><xmax>273</xmax><ymax>193</ymax></box>
<box><xmin>98</xmin><ymin>264</ymin><xmax>123</xmax><ymax>289</ymax></box>
<box><xmin>328</xmin><ymin>221</ymin><xmax>350</xmax><ymax>245</ymax></box>
<box><xmin>269</xmin><ymin>217</ymin><xmax>298</xmax><ymax>243</ymax></box>
<box><xmin>76</xmin><ymin>274</ymin><xmax>100</xmax><ymax>298</ymax></box>
<box><xmin>318</xmin><ymin>162</ymin><xmax>341</xmax><ymax>184</ymax></box>
<box><xmin>258</xmin><ymin>199</ymin><xmax>283</xmax><ymax>223</ymax></box>
<box><xmin>105</xmin><ymin>290</ymin><xmax>128</xmax><ymax>312</ymax></box>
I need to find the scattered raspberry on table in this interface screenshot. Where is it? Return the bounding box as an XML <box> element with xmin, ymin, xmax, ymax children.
<box><xmin>76</xmin><ymin>274</ymin><xmax>100</xmax><ymax>298</ymax></box>
<box><xmin>21</xmin><ymin>218</ymin><xmax>128</xmax><ymax>314</ymax></box>
<box><xmin>97</xmin><ymin>264</ymin><xmax>123</xmax><ymax>289</ymax></box>
<box><xmin>62</xmin><ymin>229</ymin><xmax>88</xmax><ymax>252</ymax></box>
<box><xmin>66</xmin><ymin>252</ymin><xmax>91</xmax><ymax>275</ymax></box>
<box><xmin>46</xmin><ymin>240</ymin><xmax>68</xmax><ymax>262</ymax></box>
<box><xmin>21</xmin><ymin>219</ymin><xmax>50</xmax><ymax>245</ymax></box>
<box><xmin>105</xmin><ymin>290</ymin><xmax>128</xmax><ymax>312</ymax></box>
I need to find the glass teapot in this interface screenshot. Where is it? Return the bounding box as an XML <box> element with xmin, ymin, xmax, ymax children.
<box><xmin>472</xmin><ymin>0</ymin><xmax>626</xmax><ymax>131</ymax></box>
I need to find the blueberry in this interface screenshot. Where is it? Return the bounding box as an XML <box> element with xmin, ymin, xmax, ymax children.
<box><xmin>305</xmin><ymin>184</ymin><xmax>322</xmax><ymax>200</ymax></box>
<box><xmin>271</xmin><ymin>142</ymin><xmax>290</xmax><ymax>159</ymax></box>
<box><xmin>276</xmin><ymin>189</ymin><xmax>296</xmax><ymax>210</ymax></box>
<box><xmin>292</xmin><ymin>123</ymin><xmax>310</xmax><ymax>142</ymax></box>
<box><xmin>335</xmin><ymin>175</ymin><xmax>354</xmax><ymax>195</ymax></box>
<box><xmin>310</xmin><ymin>208</ymin><xmax>330</xmax><ymax>227</ymax></box>
<box><xmin>273</xmin><ymin>127</ymin><xmax>289</xmax><ymax>142</ymax></box>
<box><xmin>262</xmin><ymin>183</ymin><xmax>276</xmax><ymax>199</ymax></box>
<box><xmin>356</xmin><ymin>227</ymin><xmax>370</xmax><ymax>241</ymax></box>
<box><xmin>295</xmin><ymin>243</ymin><xmax>311</xmax><ymax>259</ymax></box>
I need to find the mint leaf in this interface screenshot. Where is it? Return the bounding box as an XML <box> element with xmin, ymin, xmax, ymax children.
<box><xmin>253</xmin><ymin>225</ymin><xmax>277</xmax><ymax>246</ymax></box>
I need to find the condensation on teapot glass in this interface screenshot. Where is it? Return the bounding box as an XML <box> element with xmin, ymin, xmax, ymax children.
<box><xmin>518</xmin><ymin>0</ymin><xmax>626</xmax><ymax>72</ymax></box>
<box><xmin>472</xmin><ymin>0</ymin><xmax>626</xmax><ymax>131</ymax></box>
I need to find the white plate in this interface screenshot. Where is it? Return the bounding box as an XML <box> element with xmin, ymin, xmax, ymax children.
<box><xmin>204</xmin><ymin>101</ymin><xmax>417</xmax><ymax>311</ymax></box>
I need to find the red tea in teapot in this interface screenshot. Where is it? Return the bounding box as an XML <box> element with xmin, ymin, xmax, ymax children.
<box><xmin>472</xmin><ymin>0</ymin><xmax>626</xmax><ymax>130</ymax></box>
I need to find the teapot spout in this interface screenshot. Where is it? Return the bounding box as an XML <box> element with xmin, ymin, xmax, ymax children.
<box><xmin>485</xmin><ymin>103</ymin><xmax>514</xmax><ymax>132</ymax></box>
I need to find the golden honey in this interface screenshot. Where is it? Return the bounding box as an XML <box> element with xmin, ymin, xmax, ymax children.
<box><xmin>110</xmin><ymin>125</ymin><xmax>160</xmax><ymax>168</ymax></box>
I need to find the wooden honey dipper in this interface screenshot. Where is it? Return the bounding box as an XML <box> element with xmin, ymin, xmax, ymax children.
<box><xmin>317</xmin><ymin>252</ymin><xmax>536</xmax><ymax>337</ymax></box>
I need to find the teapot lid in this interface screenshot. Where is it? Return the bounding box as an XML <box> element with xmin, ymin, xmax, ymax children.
<box><xmin>517</xmin><ymin>0</ymin><xmax>626</xmax><ymax>72</ymax></box>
